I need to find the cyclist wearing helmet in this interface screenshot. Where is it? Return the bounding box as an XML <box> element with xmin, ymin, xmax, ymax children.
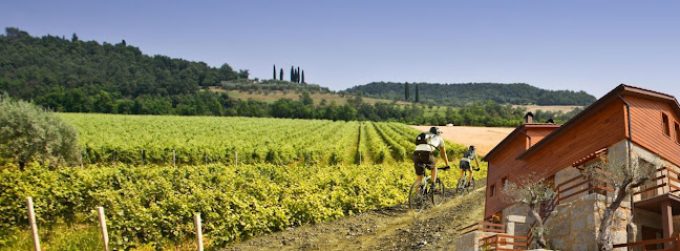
<box><xmin>413</xmin><ymin>127</ymin><xmax>450</xmax><ymax>189</ymax></box>
<box><xmin>459</xmin><ymin>145</ymin><xmax>480</xmax><ymax>187</ymax></box>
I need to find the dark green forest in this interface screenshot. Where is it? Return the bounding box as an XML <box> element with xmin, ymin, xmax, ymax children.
<box><xmin>0</xmin><ymin>27</ymin><xmax>248</xmax><ymax>113</ymax></box>
<box><xmin>345</xmin><ymin>82</ymin><xmax>596</xmax><ymax>106</ymax></box>
<box><xmin>0</xmin><ymin>28</ymin><xmax>584</xmax><ymax>126</ymax></box>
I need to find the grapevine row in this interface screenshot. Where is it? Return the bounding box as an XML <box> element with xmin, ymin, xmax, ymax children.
<box><xmin>0</xmin><ymin>163</ymin><xmax>413</xmax><ymax>249</ymax></box>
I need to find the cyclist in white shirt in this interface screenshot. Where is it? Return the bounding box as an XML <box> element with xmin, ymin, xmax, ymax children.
<box><xmin>413</xmin><ymin>127</ymin><xmax>450</xmax><ymax>190</ymax></box>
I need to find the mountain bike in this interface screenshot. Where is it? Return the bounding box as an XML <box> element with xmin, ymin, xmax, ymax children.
<box><xmin>408</xmin><ymin>165</ymin><xmax>450</xmax><ymax>211</ymax></box>
<box><xmin>453</xmin><ymin>166</ymin><xmax>479</xmax><ymax>196</ymax></box>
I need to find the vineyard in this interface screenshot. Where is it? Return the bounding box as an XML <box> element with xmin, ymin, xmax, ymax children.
<box><xmin>58</xmin><ymin>113</ymin><xmax>468</xmax><ymax>166</ymax></box>
<box><xmin>1</xmin><ymin>114</ymin><xmax>488</xmax><ymax>250</ymax></box>
<box><xmin>0</xmin><ymin>163</ymin><xmax>417</xmax><ymax>250</ymax></box>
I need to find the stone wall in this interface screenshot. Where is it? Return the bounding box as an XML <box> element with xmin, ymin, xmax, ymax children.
<box><xmin>502</xmin><ymin>203</ymin><xmax>531</xmax><ymax>236</ymax></box>
<box><xmin>455</xmin><ymin>230</ymin><xmax>495</xmax><ymax>251</ymax></box>
<box><xmin>471</xmin><ymin>140</ymin><xmax>679</xmax><ymax>250</ymax></box>
<box><xmin>543</xmin><ymin>192</ymin><xmax>632</xmax><ymax>251</ymax></box>
<box><xmin>554</xmin><ymin>166</ymin><xmax>585</xmax><ymax>204</ymax></box>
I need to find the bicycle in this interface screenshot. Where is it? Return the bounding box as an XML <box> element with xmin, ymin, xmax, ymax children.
<box><xmin>408</xmin><ymin>165</ymin><xmax>450</xmax><ymax>211</ymax></box>
<box><xmin>453</xmin><ymin>166</ymin><xmax>479</xmax><ymax>196</ymax></box>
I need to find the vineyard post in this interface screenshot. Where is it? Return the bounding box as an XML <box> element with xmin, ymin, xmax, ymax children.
<box><xmin>97</xmin><ymin>207</ymin><xmax>110</xmax><ymax>251</ymax></box>
<box><xmin>26</xmin><ymin>197</ymin><xmax>41</xmax><ymax>251</ymax></box>
<box><xmin>141</xmin><ymin>149</ymin><xmax>145</xmax><ymax>165</ymax></box>
<box><xmin>235</xmin><ymin>150</ymin><xmax>238</xmax><ymax>166</ymax></box>
<box><xmin>194</xmin><ymin>213</ymin><xmax>204</xmax><ymax>251</ymax></box>
<box><xmin>172</xmin><ymin>150</ymin><xmax>176</xmax><ymax>166</ymax></box>
<box><xmin>357</xmin><ymin>123</ymin><xmax>362</xmax><ymax>165</ymax></box>
<box><xmin>78</xmin><ymin>150</ymin><xmax>84</xmax><ymax>168</ymax></box>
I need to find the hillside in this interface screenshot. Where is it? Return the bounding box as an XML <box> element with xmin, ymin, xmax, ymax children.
<box><xmin>0</xmin><ymin>27</ymin><xmax>583</xmax><ymax>126</ymax></box>
<box><xmin>0</xmin><ymin>28</ymin><xmax>245</xmax><ymax>101</ymax></box>
<box><xmin>345</xmin><ymin>82</ymin><xmax>596</xmax><ymax>106</ymax></box>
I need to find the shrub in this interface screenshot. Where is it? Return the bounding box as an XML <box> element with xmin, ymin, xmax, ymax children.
<box><xmin>0</xmin><ymin>95</ymin><xmax>79</xmax><ymax>169</ymax></box>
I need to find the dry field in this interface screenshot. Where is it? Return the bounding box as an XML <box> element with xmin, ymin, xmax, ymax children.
<box><xmin>514</xmin><ymin>105</ymin><xmax>583</xmax><ymax>113</ymax></box>
<box><xmin>220</xmin><ymin>89</ymin><xmax>411</xmax><ymax>105</ymax></box>
<box><xmin>412</xmin><ymin>125</ymin><xmax>514</xmax><ymax>155</ymax></box>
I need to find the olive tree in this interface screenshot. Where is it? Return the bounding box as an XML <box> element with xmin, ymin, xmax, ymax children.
<box><xmin>0</xmin><ymin>95</ymin><xmax>79</xmax><ymax>169</ymax></box>
<box><xmin>503</xmin><ymin>173</ymin><xmax>556</xmax><ymax>249</ymax></box>
<box><xmin>584</xmin><ymin>156</ymin><xmax>658</xmax><ymax>251</ymax></box>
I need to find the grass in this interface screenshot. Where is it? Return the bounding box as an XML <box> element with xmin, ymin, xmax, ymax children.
<box><xmin>1</xmin><ymin>225</ymin><xmax>101</xmax><ymax>251</ymax></box>
<box><xmin>2</xmin><ymin>225</ymin><xmax>203</xmax><ymax>251</ymax></box>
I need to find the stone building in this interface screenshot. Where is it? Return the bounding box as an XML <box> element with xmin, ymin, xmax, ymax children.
<box><xmin>457</xmin><ymin>84</ymin><xmax>680</xmax><ymax>250</ymax></box>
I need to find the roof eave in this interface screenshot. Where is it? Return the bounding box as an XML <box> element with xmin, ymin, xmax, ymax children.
<box><xmin>483</xmin><ymin>124</ymin><xmax>560</xmax><ymax>162</ymax></box>
<box><xmin>518</xmin><ymin>84</ymin><xmax>680</xmax><ymax>160</ymax></box>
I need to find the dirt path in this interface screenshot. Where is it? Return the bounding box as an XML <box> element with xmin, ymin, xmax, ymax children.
<box><xmin>224</xmin><ymin>187</ymin><xmax>485</xmax><ymax>251</ymax></box>
<box><xmin>411</xmin><ymin>126</ymin><xmax>513</xmax><ymax>155</ymax></box>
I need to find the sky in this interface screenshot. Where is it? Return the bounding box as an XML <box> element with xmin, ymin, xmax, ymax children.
<box><xmin>2</xmin><ymin>0</ymin><xmax>680</xmax><ymax>98</ymax></box>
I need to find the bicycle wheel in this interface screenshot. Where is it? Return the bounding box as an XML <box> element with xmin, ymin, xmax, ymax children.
<box><xmin>452</xmin><ymin>176</ymin><xmax>466</xmax><ymax>196</ymax></box>
<box><xmin>467</xmin><ymin>178</ymin><xmax>476</xmax><ymax>192</ymax></box>
<box><xmin>408</xmin><ymin>181</ymin><xmax>427</xmax><ymax>211</ymax></box>
<box><xmin>429</xmin><ymin>178</ymin><xmax>446</xmax><ymax>206</ymax></box>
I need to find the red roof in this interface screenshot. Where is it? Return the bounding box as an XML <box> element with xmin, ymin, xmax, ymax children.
<box><xmin>483</xmin><ymin>123</ymin><xmax>561</xmax><ymax>161</ymax></box>
<box><xmin>518</xmin><ymin>84</ymin><xmax>680</xmax><ymax>160</ymax></box>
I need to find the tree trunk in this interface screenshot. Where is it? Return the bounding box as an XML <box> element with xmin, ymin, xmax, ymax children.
<box><xmin>598</xmin><ymin>185</ymin><xmax>629</xmax><ymax>251</ymax></box>
<box><xmin>529</xmin><ymin>204</ymin><xmax>548</xmax><ymax>248</ymax></box>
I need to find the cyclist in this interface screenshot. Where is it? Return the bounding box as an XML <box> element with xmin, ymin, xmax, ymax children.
<box><xmin>459</xmin><ymin>145</ymin><xmax>480</xmax><ymax>187</ymax></box>
<box><xmin>413</xmin><ymin>127</ymin><xmax>450</xmax><ymax>190</ymax></box>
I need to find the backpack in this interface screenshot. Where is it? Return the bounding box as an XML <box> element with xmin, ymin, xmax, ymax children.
<box><xmin>415</xmin><ymin>132</ymin><xmax>429</xmax><ymax>145</ymax></box>
<box><xmin>464</xmin><ymin>149</ymin><xmax>475</xmax><ymax>159</ymax></box>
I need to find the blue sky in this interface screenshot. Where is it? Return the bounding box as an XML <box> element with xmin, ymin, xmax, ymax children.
<box><xmin>2</xmin><ymin>0</ymin><xmax>680</xmax><ymax>97</ymax></box>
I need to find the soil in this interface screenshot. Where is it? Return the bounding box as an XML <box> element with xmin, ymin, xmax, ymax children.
<box><xmin>223</xmin><ymin>187</ymin><xmax>485</xmax><ymax>251</ymax></box>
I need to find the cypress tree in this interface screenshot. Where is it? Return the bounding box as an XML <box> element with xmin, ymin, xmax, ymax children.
<box><xmin>293</xmin><ymin>68</ymin><xmax>298</xmax><ymax>83</ymax></box>
<box><xmin>297</xmin><ymin>67</ymin><xmax>301</xmax><ymax>83</ymax></box>
<box><xmin>415</xmin><ymin>84</ymin><xmax>420</xmax><ymax>103</ymax></box>
<box><xmin>273</xmin><ymin>65</ymin><xmax>277</xmax><ymax>80</ymax></box>
<box><xmin>301</xmin><ymin>70</ymin><xmax>305</xmax><ymax>84</ymax></box>
<box><xmin>279</xmin><ymin>69</ymin><xmax>284</xmax><ymax>80</ymax></box>
<box><xmin>290</xmin><ymin>66</ymin><xmax>294</xmax><ymax>82</ymax></box>
<box><xmin>405</xmin><ymin>82</ymin><xmax>410</xmax><ymax>101</ymax></box>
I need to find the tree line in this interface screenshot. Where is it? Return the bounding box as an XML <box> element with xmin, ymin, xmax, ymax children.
<box><xmin>18</xmin><ymin>87</ymin><xmax>578</xmax><ymax>127</ymax></box>
<box><xmin>346</xmin><ymin>82</ymin><xmax>596</xmax><ymax>106</ymax></box>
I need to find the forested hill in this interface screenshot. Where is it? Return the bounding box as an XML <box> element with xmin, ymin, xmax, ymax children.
<box><xmin>344</xmin><ymin>82</ymin><xmax>596</xmax><ymax>106</ymax></box>
<box><xmin>0</xmin><ymin>27</ymin><xmax>583</xmax><ymax>126</ymax></box>
<box><xmin>0</xmin><ymin>27</ymin><xmax>246</xmax><ymax>106</ymax></box>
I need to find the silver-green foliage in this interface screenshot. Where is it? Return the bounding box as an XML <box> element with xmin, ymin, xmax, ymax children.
<box><xmin>0</xmin><ymin>95</ymin><xmax>79</xmax><ymax>169</ymax></box>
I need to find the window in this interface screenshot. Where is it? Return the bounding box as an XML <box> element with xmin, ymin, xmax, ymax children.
<box><xmin>489</xmin><ymin>184</ymin><xmax>495</xmax><ymax>197</ymax></box>
<box><xmin>675</xmin><ymin>122</ymin><xmax>680</xmax><ymax>144</ymax></box>
<box><xmin>662</xmin><ymin>113</ymin><xmax>670</xmax><ymax>136</ymax></box>
<box><xmin>501</xmin><ymin>177</ymin><xmax>508</xmax><ymax>189</ymax></box>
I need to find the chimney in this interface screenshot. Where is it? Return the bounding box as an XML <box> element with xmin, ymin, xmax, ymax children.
<box><xmin>524</xmin><ymin>112</ymin><xmax>534</xmax><ymax>124</ymax></box>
